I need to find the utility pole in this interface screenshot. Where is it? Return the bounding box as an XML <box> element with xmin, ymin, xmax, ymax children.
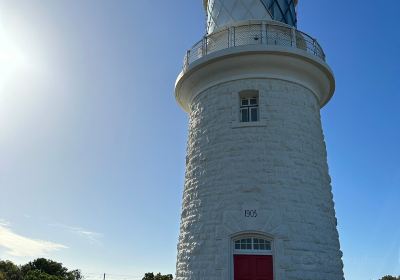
<box><xmin>103</xmin><ymin>273</ymin><xmax>105</xmax><ymax>280</ymax></box>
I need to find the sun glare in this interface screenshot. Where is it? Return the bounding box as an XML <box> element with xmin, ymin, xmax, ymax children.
<box><xmin>0</xmin><ymin>23</ymin><xmax>28</xmax><ymax>91</ymax></box>
<box><xmin>0</xmin><ymin>15</ymin><xmax>50</xmax><ymax>135</ymax></box>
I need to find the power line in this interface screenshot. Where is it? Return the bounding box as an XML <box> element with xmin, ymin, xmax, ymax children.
<box><xmin>83</xmin><ymin>272</ymin><xmax>142</xmax><ymax>280</ymax></box>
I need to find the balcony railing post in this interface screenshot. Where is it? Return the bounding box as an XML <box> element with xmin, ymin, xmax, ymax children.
<box><xmin>185</xmin><ymin>50</ymin><xmax>190</xmax><ymax>70</ymax></box>
<box><xmin>201</xmin><ymin>36</ymin><xmax>206</xmax><ymax>57</ymax></box>
<box><xmin>202</xmin><ymin>36</ymin><xmax>207</xmax><ymax>56</ymax></box>
<box><xmin>233</xmin><ymin>26</ymin><xmax>236</xmax><ymax>47</ymax></box>
<box><xmin>291</xmin><ymin>27</ymin><xmax>297</xmax><ymax>48</ymax></box>
<box><xmin>228</xmin><ymin>27</ymin><xmax>231</xmax><ymax>48</ymax></box>
<box><xmin>201</xmin><ymin>38</ymin><xmax>204</xmax><ymax>56</ymax></box>
<box><xmin>261</xmin><ymin>22</ymin><xmax>267</xmax><ymax>44</ymax></box>
<box><xmin>312</xmin><ymin>39</ymin><xmax>317</xmax><ymax>56</ymax></box>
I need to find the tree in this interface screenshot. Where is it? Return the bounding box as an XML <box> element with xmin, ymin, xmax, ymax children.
<box><xmin>0</xmin><ymin>260</ymin><xmax>23</xmax><ymax>280</ymax></box>
<box><xmin>142</xmin><ymin>273</ymin><xmax>155</xmax><ymax>280</ymax></box>
<box><xmin>142</xmin><ymin>272</ymin><xmax>173</xmax><ymax>280</ymax></box>
<box><xmin>380</xmin><ymin>276</ymin><xmax>400</xmax><ymax>280</ymax></box>
<box><xmin>66</xmin><ymin>270</ymin><xmax>83</xmax><ymax>280</ymax></box>
<box><xmin>20</xmin><ymin>258</ymin><xmax>82</xmax><ymax>280</ymax></box>
<box><xmin>24</xmin><ymin>269</ymin><xmax>63</xmax><ymax>280</ymax></box>
<box><xmin>154</xmin><ymin>273</ymin><xmax>173</xmax><ymax>280</ymax></box>
<box><xmin>21</xmin><ymin>259</ymin><xmax>68</xmax><ymax>278</ymax></box>
<box><xmin>0</xmin><ymin>258</ymin><xmax>83</xmax><ymax>280</ymax></box>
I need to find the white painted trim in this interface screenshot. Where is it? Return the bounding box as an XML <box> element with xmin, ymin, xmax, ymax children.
<box><xmin>229</xmin><ymin>232</ymin><xmax>277</xmax><ymax>280</ymax></box>
<box><xmin>231</xmin><ymin>89</ymin><xmax>268</xmax><ymax>128</ymax></box>
<box><xmin>175</xmin><ymin>44</ymin><xmax>335</xmax><ymax>113</ymax></box>
<box><xmin>233</xmin><ymin>250</ymin><xmax>273</xmax><ymax>255</ymax></box>
<box><xmin>231</xmin><ymin>120</ymin><xmax>268</xmax><ymax>129</ymax></box>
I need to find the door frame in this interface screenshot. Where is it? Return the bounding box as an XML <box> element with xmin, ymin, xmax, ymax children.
<box><xmin>229</xmin><ymin>231</ymin><xmax>276</xmax><ymax>280</ymax></box>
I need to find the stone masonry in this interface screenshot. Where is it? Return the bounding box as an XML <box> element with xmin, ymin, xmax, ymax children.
<box><xmin>175</xmin><ymin>78</ymin><xmax>344</xmax><ymax>280</ymax></box>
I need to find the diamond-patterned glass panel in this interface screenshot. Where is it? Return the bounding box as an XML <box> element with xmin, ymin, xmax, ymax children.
<box><xmin>207</xmin><ymin>0</ymin><xmax>297</xmax><ymax>34</ymax></box>
<box><xmin>260</xmin><ymin>0</ymin><xmax>297</xmax><ymax>27</ymax></box>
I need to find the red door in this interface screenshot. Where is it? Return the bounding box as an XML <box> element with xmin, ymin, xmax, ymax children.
<box><xmin>234</xmin><ymin>255</ymin><xmax>273</xmax><ymax>280</ymax></box>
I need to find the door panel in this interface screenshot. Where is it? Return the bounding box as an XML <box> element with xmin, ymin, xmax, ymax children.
<box><xmin>234</xmin><ymin>255</ymin><xmax>273</xmax><ymax>280</ymax></box>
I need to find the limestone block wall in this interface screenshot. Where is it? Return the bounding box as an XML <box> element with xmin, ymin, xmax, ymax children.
<box><xmin>176</xmin><ymin>78</ymin><xmax>344</xmax><ymax>280</ymax></box>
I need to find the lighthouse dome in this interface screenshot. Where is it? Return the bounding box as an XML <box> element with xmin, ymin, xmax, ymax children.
<box><xmin>205</xmin><ymin>0</ymin><xmax>298</xmax><ymax>34</ymax></box>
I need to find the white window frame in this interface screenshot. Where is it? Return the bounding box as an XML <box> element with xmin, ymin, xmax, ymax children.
<box><xmin>231</xmin><ymin>90</ymin><xmax>267</xmax><ymax>128</ymax></box>
<box><xmin>240</xmin><ymin>95</ymin><xmax>259</xmax><ymax>123</ymax></box>
<box><xmin>233</xmin><ymin>236</ymin><xmax>273</xmax><ymax>256</ymax></box>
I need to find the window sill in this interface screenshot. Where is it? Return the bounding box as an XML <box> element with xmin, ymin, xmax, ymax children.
<box><xmin>231</xmin><ymin>120</ymin><xmax>267</xmax><ymax>129</ymax></box>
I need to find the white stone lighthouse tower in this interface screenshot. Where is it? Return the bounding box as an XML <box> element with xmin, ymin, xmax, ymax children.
<box><xmin>174</xmin><ymin>1</ymin><xmax>344</xmax><ymax>280</ymax></box>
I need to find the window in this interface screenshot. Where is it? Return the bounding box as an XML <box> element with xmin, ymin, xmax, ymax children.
<box><xmin>234</xmin><ymin>237</ymin><xmax>272</xmax><ymax>251</ymax></box>
<box><xmin>240</xmin><ymin>94</ymin><xmax>259</xmax><ymax>123</ymax></box>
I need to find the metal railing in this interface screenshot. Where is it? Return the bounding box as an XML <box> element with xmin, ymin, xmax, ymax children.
<box><xmin>183</xmin><ymin>21</ymin><xmax>325</xmax><ymax>71</ymax></box>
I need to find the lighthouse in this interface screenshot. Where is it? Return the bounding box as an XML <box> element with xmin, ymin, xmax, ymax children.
<box><xmin>174</xmin><ymin>1</ymin><xmax>344</xmax><ymax>279</ymax></box>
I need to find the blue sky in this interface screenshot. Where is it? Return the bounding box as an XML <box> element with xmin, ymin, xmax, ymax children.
<box><xmin>0</xmin><ymin>1</ymin><xmax>399</xmax><ymax>280</ymax></box>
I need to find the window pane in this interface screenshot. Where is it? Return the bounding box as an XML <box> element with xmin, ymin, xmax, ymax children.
<box><xmin>241</xmin><ymin>108</ymin><xmax>249</xmax><ymax>122</ymax></box>
<box><xmin>241</xmin><ymin>99</ymin><xmax>249</xmax><ymax>106</ymax></box>
<box><xmin>235</xmin><ymin>237</ymin><xmax>271</xmax><ymax>251</ymax></box>
<box><xmin>250</xmin><ymin>98</ymin><xmax>257</xmax><ymax>105</ymax></box>
<box><xmin>251</xmin><ymin>108</ymin><xmax>258</xmax><ymax>122</ymax></box>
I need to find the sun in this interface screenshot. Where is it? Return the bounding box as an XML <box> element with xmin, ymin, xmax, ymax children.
<box><xmin>0</xmin><ymin>16</ymin><xmax>47</xmax><ymax>134</ymax></box>
<box><xmin>0</xmin><ymin>22</ymin><xmax>27</xmax><ymax>91</ymax></box>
